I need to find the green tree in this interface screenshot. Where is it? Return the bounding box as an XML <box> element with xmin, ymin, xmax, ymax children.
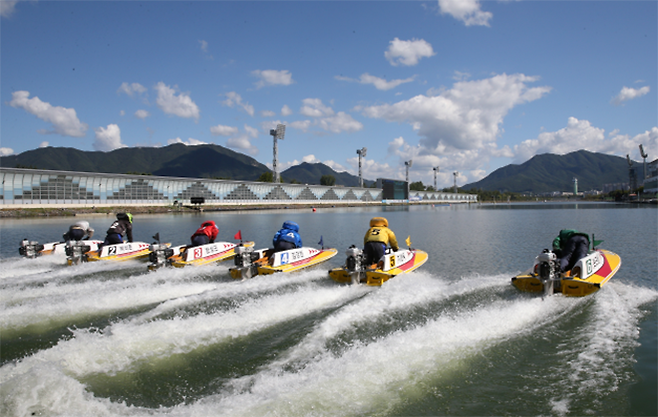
<box><xmin>409</xmin><ymin>181</ymin><xmax>425</xmax><ymax>191</ymax></box>
<box><xmin>258</xmin><ymin>171</ymin><xmax>273</xmax><ymax>182</ymax></box>
<box><xmin>320</xmin><ymin>175</ymin><xmax>336</xmax><ymax>186</ymax></box>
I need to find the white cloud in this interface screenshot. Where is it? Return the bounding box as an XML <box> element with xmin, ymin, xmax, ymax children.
<box><xmin>0</xmin><ymin>147</ymin><xmax>14</xmax><ymax>156</ymax></box>
<box><xmin>226</xmin><ymin>134</ymin><xmax>259</xmax><ymax>156</ymax></box>
<box><xmin>317</xmin><ymin>112</ymin><xmax>363</xmax><ymax>134</ymax></box>
<box><xmin>39</xmin><ymin>142</ymin><xmax>49</xmax><ymax>148</ymax></box>
<box><xmin>335</xmin><ymin>73</ymin><xmax>416</xmax><ymax>91</ymax></box>
<box><xmin>281</xmin><ymin>105</ymin><xmax>293</xmax><ymax>116</ymax></box>
<box><xmin>291</xmin><ymin>99</ymin><xmax>364</xmax><ymax>134</ymax></box>
<box><xmin>199</xmin><ymin>40</ymin><xmax>208</xmax><ymax>53</ymax></box>
<box><xmin>120</xmin><ymin>110</ymin><xmax>126</xmax><ymax>116</ymax></box>
<box><xmin>0</xmin><ymin>1</ymin><xmax>18</xmax><ymax>18</ymax></box>
<box><xmin>361</xmin><ymin>73</ymin><xmax>551</xmax><ymax>153</ymax></box>
<box><xmin>300</xmin><ymin>98</ymin><xmax>335</xmax><ymax>118</ymax></box>
<box><xmin>154</xmin><ymin>82</ymin><xmax>200</xmax><ymax>120</ymax></box>
<box><xmin>134</xmin><ymin>109</ymin><xmax>150</xmax><ymax>119</ymax></box>
<box><xmin>167</xmin><ymin>137</ymin><xmax>207</xmax><ymax>146</ymax></box>
<box><xmin>513</xmin><ymin>118</ymin><xmax>658</xmax><ymax>164</ymax></box>
<box><xmin>222</xmin><ymin>92</ymin><xmax>255</xmax><ymax>116</ymax></box>
<box><xmin>210</xmin><ymin>124</ymin><xmax>239</xmax><ymax>136</ymax></box>
<box><xmin>611</xmin><ymin>86</ymin><xmax>650</xmax><ymax>106</ymax></box>
<box><xmin>221</xmin><ymin>124</ymin><xmax>260</xmax><ymax>156</ymax></box>
<box><xmin>289</xmin><ymin>120</ymin><xmax>312</xmax><ymax>131</ymax></box>
<box><xmin>94</xmin><ymin>124</ymin><xmax>126</xmax><ymax>151</ymax></box>
<box><xmin>385</xmin><ymin>38</ymin><xmax>435</xmax><ymax>67</ymax></box>
<box><xmin>438</xmin><ymin>0</ymin><xmax>492</xmax><ymax>27</ymax></box>
<box><xmin>118</xmin><ymin>82</ymin><xmax>147</xmax><ymax>97</ymax></box>
<box><xmin>252</xmin><ymin>69</ymin><xmax>294</xmax><ymax>88</ymax></box>
<box><xmin>9</xmin><ymin>91</ymin><xmax>88</xmax><ymax>137</ymax></box>
<box><xmin>260</xmin><ymin>110</ymin><xmax>276</xmax><ymax>117</ymax></box>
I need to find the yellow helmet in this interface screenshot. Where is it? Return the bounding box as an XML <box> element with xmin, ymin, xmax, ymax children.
<box><xmin>370</xmin><ymin>217</ymin><xmax>388</xmax><ymax>227</ymax></box>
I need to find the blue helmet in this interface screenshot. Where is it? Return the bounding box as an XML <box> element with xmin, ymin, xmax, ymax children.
<box><xmin>282</xmin><ymin>221</ymin><xmax>299</xmax><ymax>232</ymax></box>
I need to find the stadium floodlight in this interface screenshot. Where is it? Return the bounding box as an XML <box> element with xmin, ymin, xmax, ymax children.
<box><xmin>639</xmin><ymin>144</ymin><xmax>648</xmax><ymax>179</ymax></box>
<box><xmin>433</xmin><ymin>166</ymin><xmax>439</xmax><ymax>190</ymax></box>
<box><xmin>270</xmin><ymin>124</ymin><xmax>286</xmax><ymax>183</ymax></box>
<box><xmin>453</xmin><ymin>171</ymin><xmax>459</xmax><ymax>194</ymax></box>
<box><xmin>357</xmin><ymin>147</ymin><xmax>367</xmax><ymax>188</ymax></box>
<box><xmin>405</xmin><ymin>160</ymin><xmax>413</xmax><ymax>199</ymax></box>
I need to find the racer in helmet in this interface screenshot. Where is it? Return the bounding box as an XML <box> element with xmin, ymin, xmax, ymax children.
<box><xmin>103</xmin><ymin>212</ymin><xmax>133</xmax><ymax>245</ymax></box>
<box><xmin>190</xmin><ymin>220</ymin><xmax>219</xmax><ymax>246</ymax></box>
<box><xmin>63</xmin><ymin>220</ymin><xmax>95</xmax><ymax>242</ymax></box>
<box><xmin>272</xmin><ymin>221</ymin><xmax>302</xmax><ymax>252</ymax></box>
<box><xmin>552</xmin><ymin>229</ymin><xmax>590</xmax><ymax>272</ymax></box>
<box><xmin>363</xmin><ymin>217</ymin><xmax>399</xmax><ymax>266</ymax></box>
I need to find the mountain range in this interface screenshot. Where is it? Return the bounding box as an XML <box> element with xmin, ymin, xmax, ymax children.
<box><xmin>462</xmin><ymin>150</ymin><xmax>637</xmax><ymax>193</ymax></box>
<box><xmin>0</xmin><ymin>145</ymin><xmax>638</xmax><ymax>193</ymax></box>
<box><xmin>0</xmin><ymin>144</ymin><xmax>371</xmax><ymax>186</ymax></box>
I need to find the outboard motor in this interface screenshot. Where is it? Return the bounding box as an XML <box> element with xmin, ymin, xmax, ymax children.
<box><xmin>66</xmin><ymin>241</ymin><xmax>92</xmax><ymax>265</ymax></box>
<box><xmin>148</xmin><ymin>243</ymin><xmax>175</xmax><ymax>269</ymax></box>
<box><xmin>345</xmin><ymin>245</ymin><xmax>365</xmax><ymax>284</ymax></box>
<box><xmin>233</xmin><ymin>245</ymin><xmax>260</xmax><ymax>279</ymax></box>
<box><xmin>19</xmin><ymin>239</ymin><xmax>44</xmax><ymax>258</ymax></box>
<box><xmin>536</xmin><ymin>250</ymin><xmax>559</xmax><ymax>296</ymax></box>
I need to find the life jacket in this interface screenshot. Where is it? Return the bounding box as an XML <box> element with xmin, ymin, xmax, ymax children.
<box><xmin>273</xmin><ymin>221</ymin><xmax>302</xmax><ymax>248</ymax></box>
<box><xmin>192</xmin><ymin>221</ymin><xmax>218</xmax><ymax>242</ymax></box>
<box><xmin>553</xmin><ymin>229</ymin><xmax>590</xmax><ymax>251</ymax></box>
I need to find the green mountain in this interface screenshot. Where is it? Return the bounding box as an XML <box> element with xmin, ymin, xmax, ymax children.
<box><xmin>281</xmin><ymin>162</ymin><xmax>373</xmax><ymax>187</ymax></box>
<box><xmin>463</xmin><ymin>150</ymin><xmax>635</xmax><ymax>193</ymax></box>
<box><xmin>0</xmin><ymin>144</ymin><xmax>270</xmax><ymax>180</ymax></box>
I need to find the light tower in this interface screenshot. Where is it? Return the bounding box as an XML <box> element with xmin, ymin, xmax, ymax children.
<box><xmin>405</xmin><ymin>160</ymin><xmax>413</xmax><ymax>199</ymax></box>
<box><xmin>433</xmin><ymin>166</ymin><xmax>439</xmax><ymax>191</ymax></box>
<box><xmin>573</xmin><ymin>177</ymin><xmax>578</xmax><ymax>196</ymax></box>
<box><xmin>453</xmin><ymin>171</ymin><xmax>459</xmax><ymax>194</ymax></box>
<box><xmin>639</xmin><ymin>144</ymin><xmax>648</xmax><ymax>180</ymax></box>
<box><xmin>357</xmin><ymin>147</ymin><xmax>367</xmax><ymax>188</ymax></box>
<box><xmin>627</xmin><ymin>154</ymin><xmax>637</xmax><ymax>196</ymax></box>
<box><xmin>270</xmin><ymin>124</ymin><xmax>286</xmax><ymax>183</ymax></box>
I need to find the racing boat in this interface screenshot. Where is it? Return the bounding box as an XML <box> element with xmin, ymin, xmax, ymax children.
<box><xmin>229</xmin><ymin>245</ymin><xmax>338</xmax><ymax>279</ymax></box>
<box><xmin>148</xmin><ymin>240</ymin><xmax>255</xmax><ymax>269</ymax></box>
<box><xmin>328</xmin><ymin>245</ymin><xmax>429</xmax><ymax>286</ymax></box>
<box><xmin>19</xmin><ymin>238</ymin><xmax>102</xmax><ymax>259</ymax></box>
<box><xmin>84</xmin><ymin>241</ymin><xmax>162</xmax><ymax>263</ymax></box>
<box><xmin>511</xmin><ymin>242</ymin><xmax>621</xmax><ymax>297</ymax></box>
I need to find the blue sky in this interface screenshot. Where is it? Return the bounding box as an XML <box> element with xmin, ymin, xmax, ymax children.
<box><xmin>1</xmin><ymin>0</ymin><xmax>656</xmax><ymax>189</ymax></box>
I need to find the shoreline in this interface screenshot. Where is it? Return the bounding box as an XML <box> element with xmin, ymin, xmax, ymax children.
<box><xmin>0</xmin><ymin>202</ymin><xmax>406</xmax><ymax>218</ymax></box>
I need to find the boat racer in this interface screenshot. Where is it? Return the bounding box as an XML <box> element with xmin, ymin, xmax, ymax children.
<box><xmin>63</xmin><ymin>221</ymin><xmax>95</xmax><ymax>242</ymax></box>
<box><xmin>190</xmin><ymin>220</ymin><xmax>219</xmax><ymax>246</ymax></box>
<box><xmin>552</xmin><ymin>229</ymin><xmax>590</xmax><ymax>272</ymax></box>
<box><xmin>272</xmin><ymin>221</ymin><xmax>302</xmax><ymax>252</ymax></box>
<box><xmin>363</xmin><ymin>217</ymin><xmax>399</xmax><ymax>266</ymax></box>
<box><xmin>103</xmin><ymin>213</ymin><xmax>133</xmax><ymax>245</ymax></box>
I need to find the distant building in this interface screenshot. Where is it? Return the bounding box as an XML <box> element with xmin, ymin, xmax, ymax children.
<box><xmin>643</xmin><ymin>158</ymin><xmax>658</xmax><ymax>194</ymax></box>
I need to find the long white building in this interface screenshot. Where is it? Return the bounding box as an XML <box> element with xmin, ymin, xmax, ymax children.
<box><xmin>0</xmin><ymin>168</ymin><xmax>477</xmax><ymax>208</ymax></box>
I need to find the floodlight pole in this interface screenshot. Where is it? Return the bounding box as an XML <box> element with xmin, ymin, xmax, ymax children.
<box><xmin>405</xmin><ymin>160</ymin><xmax>413</xmax><ymax>199</ymax></box>
<box><xmin>357</xmin><ymin>147</ymin><xmax>367</xmax><ymax>188</ymax></box>
<box><xmin>639</xmin><ymin>144</ymin><xmax>648</xmax><ymax>180</ymax></box>
<box><xmin>453</xmin><ymin>171</ymin><xmax>458</xmax><ymax>194</ymax></box>
<box><xmin>270</xmin><ymin>124</ymin><xmax>286</xmax><ymax>183</ymax></box>
<box><xmin>433</xmin><ymin>166</ymin><xmax>439</xmax><ymax>191</ymax></box>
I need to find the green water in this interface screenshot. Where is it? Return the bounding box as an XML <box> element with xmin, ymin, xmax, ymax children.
<box><xmin>1</xmin><ymin>203</ymin><xmax>656</xmax><ymax>416</ymax></box>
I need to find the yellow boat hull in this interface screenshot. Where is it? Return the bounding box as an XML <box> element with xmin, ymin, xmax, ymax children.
<box><xmin>511</xmin><ymin>249</ymin><xmax>621</xmax><ymax>297</ymax></box>
<box><xmin>84</xmin><ymin>242</ymin><xmax>158</xmax><ymax>263</ymax></box>
<box><xmin>329</xmin><ymin>249</ymin><xmax>429</xmax><ymax>286</ymax></box>
<box><xmin>230</xmin><ymin>248</ymin><xmax>338</xmax><ymax>279</ymax></box>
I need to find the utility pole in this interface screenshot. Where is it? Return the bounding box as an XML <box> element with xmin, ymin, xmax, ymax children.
<box><xmin>433</xmin><ymin>166</ymin><xmax>439</xmax><ymax>191</ymax></box>
<box><xmin>405</xmin><ymin>160</ymin><xmax>413</xmax><ymax>199</ymax></box>
<box><xmin>270</xmin><ymin>124</ymin><xmax>286</xmax><ymax>183</ymax></box>
<box><xmin>357</xmin><ymin>147</ymin><xmax>367</xmax><ymax>188</ymax></box>
<box><xmin>640</xmin><ymin>144</ymin><xmax>648</xmax><ymax>180</ymax></box>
